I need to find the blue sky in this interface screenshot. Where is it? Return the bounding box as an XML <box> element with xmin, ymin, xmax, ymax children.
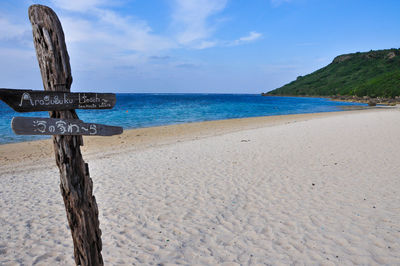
<box><xmin>0</xmin><ymin>0</ymin><xmax>399</xmax><ymax>93</ymax></box>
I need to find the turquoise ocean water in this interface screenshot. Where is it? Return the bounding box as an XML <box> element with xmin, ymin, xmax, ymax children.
<box><xmin>0</xmin><ymin>94</ymin><xmax>366</xmax><ymax>144</ymax></box>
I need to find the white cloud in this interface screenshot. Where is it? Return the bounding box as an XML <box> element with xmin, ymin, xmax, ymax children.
<box><xmin>229</xmin><ymin>31</ymin><xmax>262</xmax><ymax>46</ymax></box>
<box><xmin>61</xmin><ymin>13</ymin><xmax>174</xmax><ymax>53</ymax></box>
<box><xmin>50</xmin><ymin>0</ymin><xmax>175</xmax><ymax>53</ymax></box>
<box><xmin>60</xmin><ymin>17</ymin><xmax>98</xmax><ymax>43</ymax></box>
<box><xmin>171</xmin><ymin>0</ymin><xmax>227</xmax><ymax>47</ymax></box>
<box><xmin>0</xmin><ymin>17</ymin><xmax>28</xmax><ymax>40</ymax></box>
<box><xmin>49</xmin><ymin>0</ymin><xmax>231</xmax><ymax>66</ymax></box>
<box><xmin>50</xmin><ymin>3</ymin><xmax>176</xmax><ymax>67</ymax></box>
<box><xmin>51</xmin><ymin>0</ymin><xmax>251</xmax><ymax>54</ymax></box>
<box><xmin>194</xmin><ymin>40</ymin><xmax>217</xmax><ymax>49</ymax></box>
<box><xmin>238</xmin><ymin>31</ymin><xmax>262</xmax><ymax>42</ymax></box>
<box><xmin>0</xmin><ymin>47</ymin><xmax>41</xmax><ymax>88</ymax></box>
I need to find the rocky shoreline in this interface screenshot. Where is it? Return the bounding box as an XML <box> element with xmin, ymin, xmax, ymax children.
<box><xmin>329</xmin><ymin>95</ymin><xmax>400</xmax><ymax>106</ymax></box>
<box><xmin>261</xmin><ymin>93</ymin><xmax>400</xmax><ymax>106</ymax></box>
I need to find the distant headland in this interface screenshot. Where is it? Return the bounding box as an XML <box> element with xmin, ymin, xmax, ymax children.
<box><xmin>263</xmin><ymin>48</ymin><xmax>400</xmax><ymax>106</ymax></box>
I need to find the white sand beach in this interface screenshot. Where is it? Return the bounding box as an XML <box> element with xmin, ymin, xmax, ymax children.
<box><xmin>1</xmin><ymin>108</ymin><xmax>400</xmax><ymax>265</ymax></box>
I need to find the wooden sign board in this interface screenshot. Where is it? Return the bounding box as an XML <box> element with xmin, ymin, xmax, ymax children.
<box><xmin>0</xmin><ymin>88</ymin><xmax>116</xmax><ymax>112</ymax></box>
<box><xmin>12</xmin><ymin>117</ymin><xmax>123</xmax><ymax>136</ymax></box>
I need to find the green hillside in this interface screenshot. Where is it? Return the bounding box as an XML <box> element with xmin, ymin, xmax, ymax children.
<box><xmin>266</xmin><ymin>48</ymin><xmax>400</xmax><ymax>98</ymax></box>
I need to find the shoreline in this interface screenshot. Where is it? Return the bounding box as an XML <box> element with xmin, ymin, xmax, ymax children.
<box><xmin>0</xmin><ymin>107</ymin><xmax>391</xmax><ymax>173</ymax></box>
<box><xmin>0</xmin><ymin>94</ymin><xmax>379</xmax><ymax>147</ymax></box>
<box><xmin>262</xmin><ymin>94</ymin><xmax>400</xmax><ymax>106</ymax></box>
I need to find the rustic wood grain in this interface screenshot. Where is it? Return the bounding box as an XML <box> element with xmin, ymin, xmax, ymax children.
<box><xmin>12</xmin><ymin>117</ymin><xmax>123</xmax><ymax>136</ymax></box>
<box><xmin>29</xmin><ymin>5</ymin><xmax>104</xmax><ymax>265</ymax></box>
<box><xmin>0</xmin><ymin>88</ymin><xmax>116</xmax><ymax>112</ymax></box>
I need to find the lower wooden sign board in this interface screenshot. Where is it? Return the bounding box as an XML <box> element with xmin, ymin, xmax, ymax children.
<box><xmin>12</xmin><ymin>117</ymin><xmax>123</xmax><ymax>136</ymax></box>
<box><xmin>0</xmin><ymin>88</ymin><xmax>116</xmax><ymax>112</ymax></box>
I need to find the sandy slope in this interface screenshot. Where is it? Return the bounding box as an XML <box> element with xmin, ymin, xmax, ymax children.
<box><xmin>1</xmin><ymin>108</ymin><xmax>400</xmax><ymax>265</ymax></box>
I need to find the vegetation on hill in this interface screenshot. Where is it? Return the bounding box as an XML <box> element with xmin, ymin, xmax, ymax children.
<box><xmin>265</xmin><ymin>48</ymin><xmax>400</xmax><ymax>98</ymax></box>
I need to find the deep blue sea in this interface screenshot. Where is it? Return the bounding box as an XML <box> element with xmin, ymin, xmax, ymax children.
<box><xmin>0</xmin><ymin>94</ymin><xmax>367</xmax><ymax>144</ymax></box>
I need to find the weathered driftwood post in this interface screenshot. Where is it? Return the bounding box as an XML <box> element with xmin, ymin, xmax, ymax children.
<box><xmin>28</xmin><ymin>5</ymin><xmax>103</xmax><ymax>265</ymax></box>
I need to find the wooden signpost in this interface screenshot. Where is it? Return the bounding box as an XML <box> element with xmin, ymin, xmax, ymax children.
<box><xmin>0</xmin><ymin>88</ymin><xmax>116</xmax><ymax>112</ymax></box>
<box><xmin>12</xmin><ymin>117</ymin><xmax>123</xmax><ymax>136</ymax></box>
<box><xmin>0</xmin><ymin>4</ymin><xmax>125</xmax><ymax>266</ymax></box>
